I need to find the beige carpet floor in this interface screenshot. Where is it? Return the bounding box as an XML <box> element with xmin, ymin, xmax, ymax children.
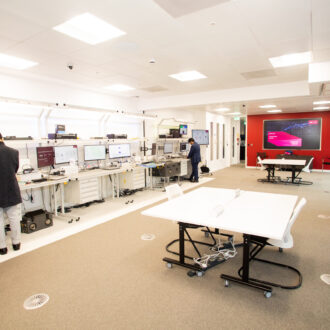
<box><xmin>0</xmin><ymin>166</ymin><xmax>329</xmax><ymax>330</ymax></box>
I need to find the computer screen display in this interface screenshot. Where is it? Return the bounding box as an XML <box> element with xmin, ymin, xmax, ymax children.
<box><xmin>164</xmin><ymin>143</ymin><xmax>173</xmax><ymax>154</ymax></box>
<box><xmin>56</xmin><ymin>124</ymin><xmax>65</xmax><ymax>134</ymax></box>
<box><xmin>84</xmin><ymin>145</ymin><xmax>106</xmax><ymax>161</ymax></box>
<box><xmin>108</xmin><ymin>144</ymin><xmax>131</xmax><ymax>159</ymax></box>
<box><xmin>36</xmin><ymin>147</ymin><xmax>54</xmax><ymax>167</ymax></box>
<box><xmin>180</xmin><ymin>142</ymin><xmax>189</xmax><ymax>152</ymax></box>
<box><xmin>179</xmin><ymin>124</ymin><xmax>188</xmax><ymax>135</ymax></box>
<box><xmin>263</xmin><ymin>118</ymin><xmax>321</xmax><ymax>150</ymax></box>
<box><xmin>54</xmin><ymin>145</ymin><xmax>78</xmax><ymax>164</ymax></box>
<box><xmin>192</xmin><ymin>129</ymin><xmax>209</xmax><ymax>145</ymax></box>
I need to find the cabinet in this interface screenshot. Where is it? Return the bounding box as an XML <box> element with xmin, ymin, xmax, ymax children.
<box><xmin>65</xmin><ymin>178</ymin><xmax>100</xmax><ymax>205</ymax></box>
<box><xmin>119</xmin><ymin>168</ymin><xmax>145</xmax><ymax>190</ymax></box>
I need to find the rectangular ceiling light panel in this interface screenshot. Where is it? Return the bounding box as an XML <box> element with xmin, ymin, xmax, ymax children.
<box><xmin>0</xmin><ymin>53</ymin><xmax>38</xmax><ymax>70</ymax></box>
<box><xmin>53</xmin><ymin>13</ymin><xmax>126</xmax><ymax>45</ymax></box>
<box><xmin>169</xmin><ymin>70</ymin><xmax>207</xmax><ymax>81</ymax></box>
<box><xmin>269</xmin><ymin>51</ymin><xmax>312</xmax><ymax>68</ymax></box>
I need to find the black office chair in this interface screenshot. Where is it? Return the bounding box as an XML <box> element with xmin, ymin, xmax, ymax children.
<box><xmin>322</xmin><ymin>157</ymin><xmax>330</xmax><ymax>172</ymax></box>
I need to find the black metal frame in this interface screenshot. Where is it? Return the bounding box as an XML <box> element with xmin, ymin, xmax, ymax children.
<box><xmin>220</xmin><ymin>234</ymin><xmax>302</xmax><ymax>294</ymax></box>
<box><xmin>258</xmin><ymin>164</ymin><xmax>312</xmax><ymax>185</ymax></box>
<box><xmin>163</xmin><ymin>222</ymin><xmax>231</xmax><ymax>275</ymax></box>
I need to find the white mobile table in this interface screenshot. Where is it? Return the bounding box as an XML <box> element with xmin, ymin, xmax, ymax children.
<box><xmin>259</xmin><ymin>159</ymin><xmax>306</xmax><ymax>184</ymax></box>
<box><xmin>142</xmin><ymin>187</ymin><xmax>299</xmax><ymax>295</ymax></box>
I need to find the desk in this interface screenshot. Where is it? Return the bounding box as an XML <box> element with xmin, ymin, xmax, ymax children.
<box><xmin>19</xmin><ymin>177</ymin><xmax>68</xmax><ymax>217</ymax></box>
<box><xmin>260</xmin><ymin>159</ymin><xmax>306</xmax><ymax>184</ymax></box>
<box><xmin>142</xmin><ymin>187</ymin><xmax>298</xmax><ymax>296</ymax></box>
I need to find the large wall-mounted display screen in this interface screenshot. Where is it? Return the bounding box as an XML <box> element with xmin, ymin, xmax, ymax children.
<box><xmin>263</xmin><ymin>118</ymin><xmax>321</xmax><ymax>150</ymax></box>
<box><xmin>192</xmin><ymin>129</ymin><xmax>209</xmax><ymax>145</ymax></box>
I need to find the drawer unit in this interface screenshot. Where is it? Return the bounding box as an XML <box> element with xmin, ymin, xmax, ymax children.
<box><xmin>152</xmin><ymin>162</ymin><xmax>180</xmax><ymax>177</ymax></box>
<box><xmin>180</xmin><ymin>160</ymin><xmax>188</xmax><ymax>176</ymax></box>
<box><xmin>119</xmin><ymin>168</ymin><xmax>145</xmax><ymax>190</ymax></box>
<box><xmin>65</xmin><ymin>178</ymin><xmax>100</xmax><ymax>205</ymax></box>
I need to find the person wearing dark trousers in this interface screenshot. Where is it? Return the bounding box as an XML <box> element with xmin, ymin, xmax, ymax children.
<box><xmin>0</xmin><ymin>133</ymin><xmax>22</xmax><ymax>255</ymax></box>
<box><xmin>187</xmin><ymin>138</ymin><xmax>201</xmax><ymax>182</ymax></box>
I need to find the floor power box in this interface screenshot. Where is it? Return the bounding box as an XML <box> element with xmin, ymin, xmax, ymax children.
<box><xmin>21</xmin><ymin>210</ymin><xmax>53</xmax><ymax>234</ymax></box>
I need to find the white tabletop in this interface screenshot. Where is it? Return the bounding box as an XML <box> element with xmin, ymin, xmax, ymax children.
<box><xmin>19</xmin><ymin>177</ymin><xmax>68</xmax><ymax>191</ymax></box>
<box><xmin>260</xmin><ymin>159</ymin><xmax>306</xmax><ymax>166</ymax></box>
<box><xmin>142</xmin><ymin>187</ymin><xmax>298</xmax><ymax>240</ymax></box>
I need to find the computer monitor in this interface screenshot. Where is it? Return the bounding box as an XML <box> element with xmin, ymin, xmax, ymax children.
<box><xmin>56</xmin><ymin>124</ymin><xmax>65</xmax><ymax>134</ymax></box>
<box><xmin>36</xmin><ymin>147</ymin><xmax>54</xmax><ymax>167</ymax></box>
<box><xmin>54</xmin><ymin>145</ymin><xmax>78</xmax><ymax>164</ymax></box>
<box><xmin>180</xmin><ymin>142</ymin><xmax>189</xmax><ymax>152</ymax></box>
<box><xmin>84</xmin><ymin>145</ymin><xmax>106</xmax><ymax>161</ymax></box>
<box><xmin>108</xmin><ymin>144</ymin><xmax>131</xmax><ymax>159</ymax></box>
<box><xmin>179</xmin><ymin>124</ymin><xmax>188</xmax><ymax>135</ymax></box>
<box><xmin>192</xmin><ymin>129</ymin><xmax>209</xmax><ymax>145</ymax></box>
<box><xmin>164</xmin><ymin>143</ymin><xmax>173</xmax><ymax>154</ymax></box>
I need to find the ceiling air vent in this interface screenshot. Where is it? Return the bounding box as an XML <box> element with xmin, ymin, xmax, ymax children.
<box><xmin>142</xmin><ymin>86</ymin><xmax>168</xmax><ymax>92</ymax></box>
<box><xmin>241</xmin><ymin>69</ymin><xmax>277</xmax><ymax>80</ymax></box>
<box><xmin>153</xmin><ymin>0</ymin><xmax>230</xmax><ymax>18</ymax></box>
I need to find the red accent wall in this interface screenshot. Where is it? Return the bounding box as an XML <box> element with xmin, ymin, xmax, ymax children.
<box><xmin>247</xmin><ymin>111</ymin><xmax>330</xmax><ymax>169</ymax></box>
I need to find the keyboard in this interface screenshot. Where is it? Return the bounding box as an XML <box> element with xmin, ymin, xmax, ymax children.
<box><xmin>31</xmin><ymin>178</ymin><xmax>47</xmax><ymax>183</ymax></box>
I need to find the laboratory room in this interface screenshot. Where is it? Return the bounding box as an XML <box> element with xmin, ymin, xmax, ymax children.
<box><xmin>0</xmin><ymin>0</ymin><xmax>329</xmax><ymax>329</ymax></box>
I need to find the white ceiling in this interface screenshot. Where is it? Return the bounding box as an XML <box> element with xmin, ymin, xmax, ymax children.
<box><xmin>0</xmin><ymin>0</ymin><xmax>329</xmax><ymax>99</ymax></box>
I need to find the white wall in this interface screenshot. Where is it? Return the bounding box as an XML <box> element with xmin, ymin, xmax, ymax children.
<box><xmin>138</xmin><ymin>81</ymin><xmax>310</xmax><ymax>110</ymax></box>
<box><xmin>0</xmin><ymin>72</ymin><xmax>138</xmax><ymax>112</ymax></box>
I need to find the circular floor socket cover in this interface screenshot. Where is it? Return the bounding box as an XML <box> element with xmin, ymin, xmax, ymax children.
<box><xmin>320</xmin><ymin>274</ymin><xmax>330</xmax><ymax>285</ymax></box>
<box><xmin>317</xmin><ymin>214</ymin><xmax>330</xmax><ymax>219</ymax></box>
<box><xmin>24</xmin><ymin>293</ymin><xmax>49</xmax><ymax>310</ymax></box>
<box><xmin>141</xmin><ymin>233</ymin><xmax>155</xmax><ymax>241</ymax></box>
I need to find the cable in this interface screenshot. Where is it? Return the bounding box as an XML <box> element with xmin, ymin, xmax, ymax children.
<box><xmin>193</xmin><ymin>237</ymin><xmax>237</xmax><ymax>269</ymax></box>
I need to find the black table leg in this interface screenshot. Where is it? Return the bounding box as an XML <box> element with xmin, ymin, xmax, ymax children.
<box><xmin>220</xmin><ymin>234</ymin><xmax>272</xmax><ymax>295</ymax></box>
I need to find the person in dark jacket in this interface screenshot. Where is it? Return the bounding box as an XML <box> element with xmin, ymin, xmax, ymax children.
<box><xmin>0</xmin><ymin>133</ymin><xmax>22</xmax><ymax>255</ymax></box>
<box><xmin>187</xmin><ymin>138</ymin><xmax>201</xmax><ymax>182</ymax></box>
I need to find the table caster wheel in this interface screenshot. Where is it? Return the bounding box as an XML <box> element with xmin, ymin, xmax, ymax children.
<box><xmin>166</xmin><ymin>262</ymin><xmax>173</xmax><ymax>269</ymax></box>
<box><xmin>224</xmin><ymin>280</ymin><xmax>230</xmax><ymax>287</ymax></box>
<box><xmin>204</xmin><ymin>232</ymin><xmax>209</xmax><ymax>238</ymax></box>
<box><xmin>264</xmin><ymin>291</ymin><xmax>272</xmax><ymax>298</ymax></box>
<box><xmin>196</xmin><ymin>271</ymin><xmax>204</xmax><ymax>277</ymax></box>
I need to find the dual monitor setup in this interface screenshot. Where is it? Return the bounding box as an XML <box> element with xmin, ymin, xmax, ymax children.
<box><xmin>36</xmin><ymin>144</ymin><xmax>131</xmax><ymax>168</ymax></box>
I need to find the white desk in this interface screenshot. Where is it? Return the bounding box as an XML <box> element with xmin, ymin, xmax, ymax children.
<box><xmin>142</xmin><ymin>187</ymin><xmax>298</xmax><ymax>295</ymax></box>
<box><xmin>259</xmin><ymin>158</ymin><xmax>306</xmax><ymax>184</ymax></box>
<box><xmin>19</xmin><ymin>177</ymin><xmax>68</xmax><ymax>217</ymax></box>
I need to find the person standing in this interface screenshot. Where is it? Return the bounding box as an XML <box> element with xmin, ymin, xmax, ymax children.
<box><xmin>187</xmin><ymin>138</ymin><xmax>201</xmax><ymax>182</ymax></box>
<box><xmin>0</xmin><ymin>133</ymin><xmax>22</xmax><ymax>255</ymax></box>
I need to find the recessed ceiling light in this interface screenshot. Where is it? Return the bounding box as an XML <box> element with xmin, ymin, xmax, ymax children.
<box><xmin>313</xmin><ymin>106</ymin><xmax>329</xmax><ymax>110</ymax></box>
<box><xmin>169</xmin><ymin>70</ymin><xmax>207</xmax><ymax>82</ymax></box>
<box><xmin>227</xmin><ymin>112</ymin><xmax>241</xmax><ymax>115</ymax></box>
<box><xmin>269</xmin><ymin>51</ymin><xmax>312</xmax><ymax>68</ymax></box>
<box><xmin>267</xmin><ymin>109</ymin><xmax>282</xmax><ymax>113</ymax></box>
<box><xmin>53</xmin><ymin>13</ymin><xmax>126</xmax><ymax>45</ymax></box>
<box><xmin>0</xmin><ymin>53</ymin><xmax>38</xmax><ymax>70</ymax></box>
<box><xmin>259</xmin><ymin>104</ymin><xmax>276</xmax><ymax>109</ymax></box>
<box><xmin>104</xmin><ymin>84</ymin><xmax>135</xmax><ymax>92</ymax></box>
<box><xmin>215</xmin><ymin>107</ymin><xmax>230</xmax><ymax>112</ymax></box>
<box><xmin>313</xmin><ymin>100</ymin><xmax>330</xmax><ymax>105</ymax></box>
